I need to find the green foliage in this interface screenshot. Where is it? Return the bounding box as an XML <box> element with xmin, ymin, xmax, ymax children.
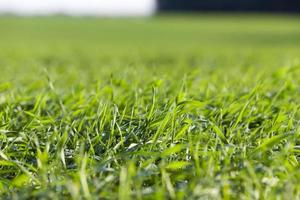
<box><xmin>0</xmin><ymin>14</ymin><xmax>300</xmax><ymax>199</ymax></box>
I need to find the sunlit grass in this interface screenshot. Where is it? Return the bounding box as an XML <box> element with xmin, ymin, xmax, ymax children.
<box><xmin>0</xmin><ymin>14</ymin><xmax>300</xmax><ymax>199</ymax></box>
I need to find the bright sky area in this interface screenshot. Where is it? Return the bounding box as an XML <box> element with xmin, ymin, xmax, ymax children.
<box><xmin>0</xmin><ymin>0</ymin><xmax>156</xmax><ymax>16</ymax></box>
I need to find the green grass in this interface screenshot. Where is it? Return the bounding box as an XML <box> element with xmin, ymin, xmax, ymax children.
<box><xmin>0</xmin><ymin>14</ymin><xmax>300</xmax><ymax>199</ymax></box>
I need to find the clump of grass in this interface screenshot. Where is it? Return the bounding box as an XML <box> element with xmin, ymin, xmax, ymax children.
<box><xmin>0</xmin><ymin>15</ymin><xmax>300</xmax><ymax>199</ymax></box>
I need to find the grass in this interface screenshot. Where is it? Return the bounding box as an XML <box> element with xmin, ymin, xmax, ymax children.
<box><xmin>0</xmin><ymin>14</ymin><xmax>300</xmax><ymax>199</ymax></box>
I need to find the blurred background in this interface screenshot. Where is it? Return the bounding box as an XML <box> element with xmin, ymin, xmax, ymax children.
<box><xmin>0</xmin><ymin>0</ymin><xmax>300</xmax><ymax>86</ymax></box>
<box><xmin>0</xmin><ymin>0</ymin><xmax>156</xmax><ymax>16</ymax></box>
<box><xmin>0</xmin><ymin>0</ymin><xmax>299</xmax><ymax>16</ymax></box>
<box><xmin>158</xmin><ymin>0</ymin><xmax>300</xmax><ymax>13</ymax></box>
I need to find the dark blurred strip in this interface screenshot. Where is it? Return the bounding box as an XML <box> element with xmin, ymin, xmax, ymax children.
<box><xmin>157</xmin><ymin>0</ymin><xmax>300</xmax><ymax>12</ymax></box>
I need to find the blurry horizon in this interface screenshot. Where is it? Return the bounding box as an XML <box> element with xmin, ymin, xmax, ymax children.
<box><xmin>0</xmin><ymin>0</ymin><xmax>300</xmax><ymax>17</ymax></box>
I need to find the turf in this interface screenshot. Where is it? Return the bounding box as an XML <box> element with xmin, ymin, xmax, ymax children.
<box><xmin>0</xmin><ymin>14</ymin><xmax>300</xmax><ymax>199</ymax></box>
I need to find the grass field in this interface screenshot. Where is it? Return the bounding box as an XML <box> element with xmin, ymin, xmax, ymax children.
<box><xmin>0</xmin><ymin>14</ymin><xmax>300</xmax><ymax>199</ymax></box>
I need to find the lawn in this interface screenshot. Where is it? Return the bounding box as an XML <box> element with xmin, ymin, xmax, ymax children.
<box><xmin>0</xmin><ymin>14</ymin><xmax>300</xmax><ymax>199</ymax></box>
